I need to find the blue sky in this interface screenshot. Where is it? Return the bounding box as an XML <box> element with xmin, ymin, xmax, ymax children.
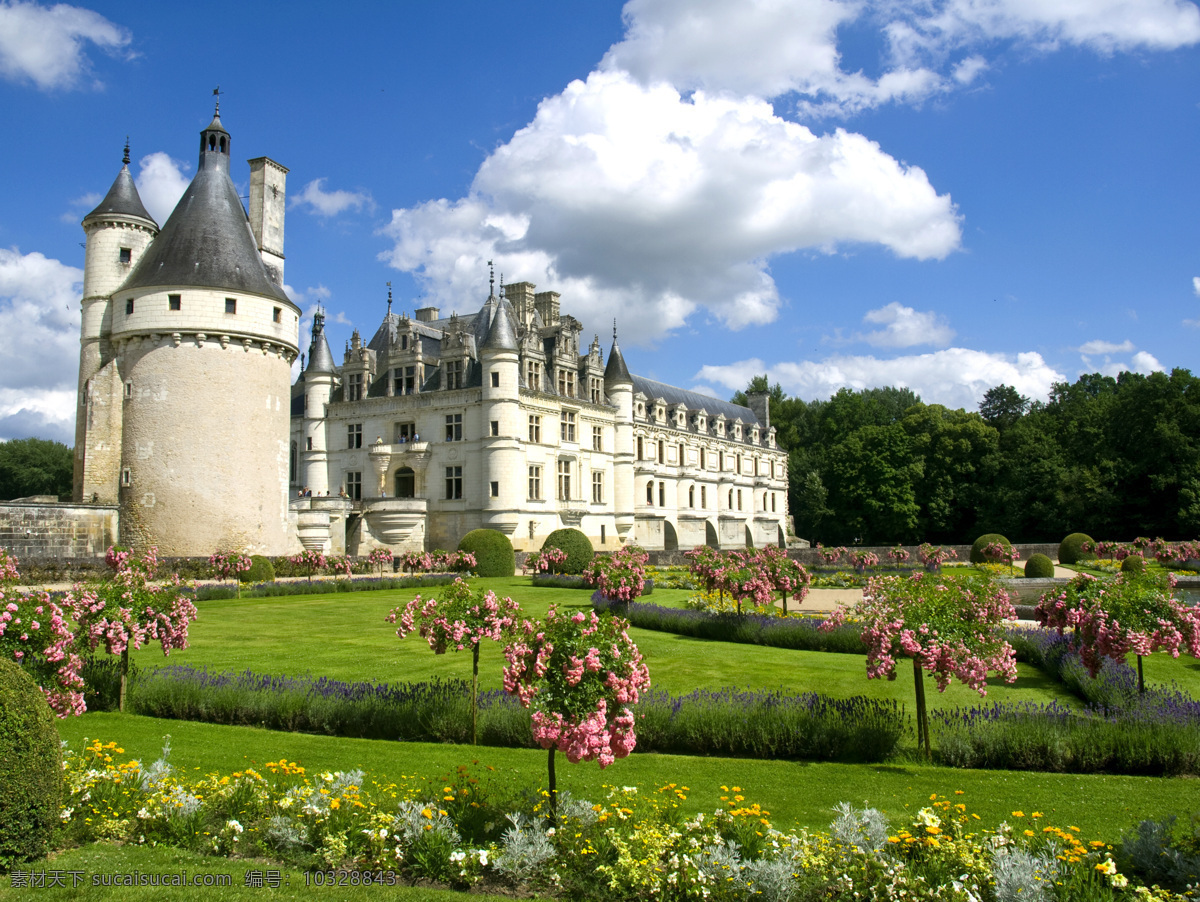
<box><xmin>1</xmin><ymin>0</ymin><xmax>1198</xmax><ymax>444</ymax></box>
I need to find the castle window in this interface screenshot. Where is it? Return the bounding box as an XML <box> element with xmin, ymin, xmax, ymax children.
<box><xmin>658</xmin><ymin>440</ymin><xmax>665</xmax><ymax>463</ymax></box>
<box><xmin>444</xmin><ymin>413</ymin><xmax>463</xmax><ymax>442</ymax></box>
<box><xmin>771</xmin><ymin>493</ymin><xmax>776</xmax><ymax>512</ymax></box>
<box><xmin>560</xmin><ymin>410</ymin><xmax>576</xmax><ymax>443</ymax></box>
<box><xmin>646</xmin><ymin>481</ymin><xmax>654</xmax><ymax>505</ymax></box>
<box><xmin>491</xmin><ymin>371</ymin><xmax>500</xmax><ymax>388</ymax></box>
<box><xmin>557</xmin><ymin>369</ymin><xmax>575</xmax><ymax>398</ymax></box>
<box><xmin>528</xmin><ymin>415</ymin><xmax>541</xmax><ymax>444</ymax></box>
<box><xmin>526</xmin><ymin>360</ymin><xmax>541</xmax><ymax>390</ymax></box>
<box><xmin>124</xmin><ymin>380</ymin><xmax>133</xmax><ymax>399</ymax></box>
<box><xmin>592</xmin><ymin>426</ymin><xmax>602</xmax><ymax>451</ymax></box>
<box><xmin>490</xmin><ymin>481</ymin><xmax>499</xmax><ymax>498</ymax></box>
<box><xmin>445</xmin><ymin>359</ymin><xmax>464</xmax><ymax>390</ymax></box>
<box><xmin>273</xmin><ymin>307</ymin><xmax>282</xmax><ymax>323</ymax></box>
<box><xmin>225</xmin><ymin>298</ymin><xmax>237</xmax><ymax>314</ymax></box>
<box><xmin>347</xmin><ymin>373</ymin><xmax>363</xmax><ymax>401</ymax></box>
<box><xmin>306</xmin><ymin>437</ymin><xmax>313</xmax><ymax>451</ymax></box>
<box><xmin>121</xmin><ymin>467</ymin><xmax>131</xmax><ymax>487</ymax></box>
<box><xmin>400</xmin><ymin>335</ymin><xmax>408</xmax><ymax>350</ymax></box>
<box><xmin>701</xmin><ymin>486</ymin><xmax>707</xmax><ymax>508</ymax></box>
<box><xmin>168</xmin><ymin>294</ymin><xmax>181</xmax><ymax>311</ymax></box>
<box><xmin>347</xmin><ymin>423</ymin><xmax>362</xmax><ymax>449</ymax></box>
<box><xmin>445</xmin><ymin>466</ymin><xmax>463</xmax><ymax>500</ymax></box>
<box><xmin>700</xmin><ymin>448</ymin><xmax>706</xmax><ymax>469</ymax></box>
<box><xmin>736</xmin><ymin>454</ymin><xmax>742</xmax><ymax>474</ymax></box>
<box><xmin>394</xmin><ymin>365</ymin><xmax>416</xmax><ymax>395</ymax></box>
<box><xmin>637</xmin><ymin>436</ymin><xmax>644</xmax><ymax>460</ymax></box>
<box><xmin>394</xmin><ymin>467</ymin><xmax>415</xmax><ymax>498</ymax></box>
<box><xmin>528</xmin><ymin>465</ymin><xmax>542</xmax><ymax>500</ymax></box>
<box><xmin>719</xmin><ymin>451</ymin><xmax>725</xmax><ymax>472</ymax></box>
<box><xmin>393</xmin><ymin>422</ymin><xmax>415</xmax><ymax>443</ymax></box>
<box><xmin>589</xmin><ymin>377</ymin><xmax>603</xmax><ymax>404</ymax></box>
<box><xmin>689</xmin><ymin>486</ymin><xmax>695</xmax><ymax>508</ymax></box>
<box><xmin>490</xmin><ymin>420</ymin><xmax>499</xmax><ymax>437</ymax></box>
<box><xmin>125</xmin><ymin>298</ymin><xmax>134</xmax><ymax>315</ymax></box>
<box><xmin>290</xmin><ymin>441</ymin><xmax>297</xmax><ymax>484</ymax></box>
<box><xmin>557</xmin><ymin>459</ymin><xmax>572</xmax><ymax>501</ymax></box>
<box><xmin>737</xmin><ymin>489</ymin><xmax>743</xmax><ymax>510</ymax></box>
<box><xmin>592</xmin><ymin>470</ymin><xmax>603</xmax><ymax>504</ymax></box>
<box><xmin>678</xmin><ymin>443</ymin><xmax>685</xmax><ymax>466</ymax></box>
<box><xmin>119</xmin><ymin>247</ymin><xmax>131</xmax><ymax>264</ymax></box>
<box><xmin>346</xmin><ymin>471</ymin><xmax>362</xmax><ymax>501</ymax></box>
<box><xmin>659</xmin><ymin>482</ymin><xmax>666</xmax><ymax>507</ymax></box>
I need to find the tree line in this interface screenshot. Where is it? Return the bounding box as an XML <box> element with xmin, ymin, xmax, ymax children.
<box><xmin>0</xmin><ymin>438</ymin><xmax>73</xmax><ymax>501</ymax></box>
<box><xmin>734</xmin><ymin>368</ymin><xmax>1200</xmax><ymax>545</ymax></box>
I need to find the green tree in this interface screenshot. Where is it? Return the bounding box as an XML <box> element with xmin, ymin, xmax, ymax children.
<box><xmin>0</xmin><ymin>438</ymin><xmax>73</xmax><ymax>501</ymax></box>
<box><xmin>979</xmin><ymin>384</ymin><xmax>1029</xmax><ymax>430</ymax></box>
<box><xmin>822</xmin><ymin>424</ymin><xmax>923</xmax><ymax>544</ymax></box>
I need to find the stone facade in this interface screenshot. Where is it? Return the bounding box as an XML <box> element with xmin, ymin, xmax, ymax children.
<box><xmin>0</xmin><ymin>502</ymin><xmax>118</xmax><ymax>559</ymax></box>
<box><xmin>291</xmin><ymin>279</ymin><xmax>791</xmax><ymax>555</ymax></box>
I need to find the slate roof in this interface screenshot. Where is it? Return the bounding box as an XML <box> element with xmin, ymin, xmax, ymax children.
<box><xmin>84</xmin><ymin>161</ymin><xmax>157</xmax><ymax>227</ymax></box>
<box><xmin>630</xmin><ymin>374</ymin><xmax>759</xmax><ymax>425</ymax></box>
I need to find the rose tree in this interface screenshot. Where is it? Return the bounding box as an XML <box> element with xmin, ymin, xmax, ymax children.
<box><xmin>1035</xmin><ymin>571</ymin><xmax>1200</xmax><ymax>693</ymax></box>
<box><xmin>823</xmin><ymin>572</ymin><xmax>1017</xmax><ymax>757</ymax></box>
<box><xmin>68</xmin><ymin>546</ymin><xmax>198</xmax><ymax>712</ymax></box>
<box><xmin>502</xmin><ymin>606</ymin><xmax>650</xmax><ymax>822</ymax></box>
<box><xmin>208</xmin><ymin>550</ymin><xmax>251</xmax><ymax>597</ymax></box>
<box><xmin>387</xmin><ymin>578</ymin><xmax>520</xmax><ymax>744</ymax></box>
<box><xmin>584</xmin><ymin>545</ymin><xmax>650</xmax><ymax>606</ymax></box>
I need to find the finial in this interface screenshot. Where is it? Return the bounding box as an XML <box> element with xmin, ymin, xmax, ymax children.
<box><xmin>122</xmin><ymin>137</ymin><xmax>130</xmax><ymax>166</ymax></box>
<box><xmin>487</xmin><ymin>259</ymin><xmax>494</xmax><ymax>296</ymax></box>
<box><xmin>613</xmin><ymin>319</ymin><xmax>618</xmax><ymax>342</ymax></box>
<box><xmin>300</xmin><ymin>352</ymin><xmax>306</xmax><ymax>369</ymax></box>
<box><xmin>499</xmin><ymin>274</ymin><xmax>505</xmax><ymax>298</ymax></box>
<box><xmin>386</xmin><ymin>281</ymin><xmax>393</xmax><ymax>316</ymax></box>
<box><xmin>212</xmin><ymin>85</ymin><xmax>223</xmax><ymax>117</ymax></box>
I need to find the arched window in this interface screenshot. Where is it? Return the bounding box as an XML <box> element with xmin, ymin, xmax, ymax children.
<box><xmin>637</xmin><ymin>436</ymin><xmax>644</xmax><ymax>460</ymax></box>
<box><xmin>394</xmin><ymin>467</ymin><xmax>416</xmax><ymax>499</ymax></box>
<box><xmin>688</xmin><ymin>486</ymin><xmax>695</xmax><ymax>508</ymax></box>
<box><xmin>646</xmin><ymin>481</ymin><xmax>654</xmax><ymax>504</ymax></box>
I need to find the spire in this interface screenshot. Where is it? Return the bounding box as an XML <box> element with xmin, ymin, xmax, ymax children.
<box><xmin>83</xmin><ymin>140</ymin><xmax>157</xmax><ymax>227</ymax></box>
<box><xmin>487</xmin><ymin>259</ymin><xmax>495</xmax><ymax>298</ymax></box>
<box><xmin>482</xmin><ymin>297</ymin><xmax>518</xmax><ymax>351</ymax></box>
<box><xmin>386</xmin><ymin>281</ymin><xmax>393</xmax><ymax>318</ymax></box>
<box><xmin>199</xmin><ymin>88</ymin><xmax>231</xmax><ymax>173</ymax></box>
<box><xmin>306</xmin><ymin>306</ymin><xmax>336</xmax><ymax>374</ymax></box>
<box><xmin>604</xmin><ymin>319</ymin><xmax>632</xmax><ymax>386</ymax></box>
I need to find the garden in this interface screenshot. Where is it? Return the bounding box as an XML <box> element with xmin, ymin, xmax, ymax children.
<box><xmin>2</xmin><ymin>528</ymin><xmax>1200</xmax><ymax>900</ymax></box>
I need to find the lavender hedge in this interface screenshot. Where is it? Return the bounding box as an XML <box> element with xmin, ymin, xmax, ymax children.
<box><xmin>128</xmin><ymin>666</ymin><xmax>902</xmax><ymax>763</ymax></box>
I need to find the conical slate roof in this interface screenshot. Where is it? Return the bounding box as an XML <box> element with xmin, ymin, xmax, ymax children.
<box><xmin>604</xmin><ymin>335</ymin><xmax>632</xmax><ymax>385</ymax></box>
<box><xmin>121</xmin><ymin>112</ymin><xmax>290</xmax><ymax>303</ymax></box>
<box><xmin>481</xmin><ymin>296</ymin><xmax>518</xmax><ymax>351</ymax></box>
<box><xmin>84</xmin><ymin>148</ymin><xmax>157</xmax><ymax>227</ymax></box>
<box><xmin>306</xmin><ymin>312</ymin><xmax>336</xmax><ymax>374</ymax></box>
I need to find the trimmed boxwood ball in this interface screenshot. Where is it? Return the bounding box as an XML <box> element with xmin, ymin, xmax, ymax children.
<box><xmin>541</xmin><ymin>528</ymin><xmax>595</xmax><ymax>575</ymax></box>
<box><xmin>1024</xmin><ymin>553</ymin><xmax>1056</xmax><ymax>578</ymax></box>
<box><xmin>1058</xmin><ymin>533</ymin><xmax>1096</xmax><ymax>566</ymax></box>
<box><xmin>0</xmin><ymin>657</ymin><xmax>62</xmax><ymax>870</ymax></box>
<box><xmin>970</xmin><ymin>533</ymin><xmax>1012</xmax><ymax>564</ymax></box>
<box><xmin>240</xmin><ymin>554</ymin><xmax>276</xmax><ymax>583</ymax></box>
<box><xmin>1121</xmin><ymin>555</ymin><xmax>1147</xmax><ymax>574</ymax></box>
<box><xmin>458</xmin><ymin>528</ymin><xmax>515</xmax><ymax>577</ymax></box>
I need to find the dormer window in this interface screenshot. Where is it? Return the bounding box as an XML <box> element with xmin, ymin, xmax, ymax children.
<box><xmin>446</xmin><ymin>359</ymin><xmax>464</xmax><ymax>390</ymax></box>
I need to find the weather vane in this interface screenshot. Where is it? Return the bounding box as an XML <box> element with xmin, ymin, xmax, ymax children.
<box><xmin>487</xmin><ymin>259</ymin><xmax>494</xmax><ymax>296</ymax></box>
<box><xmin>212</xmin><ymin>85</ymin><xmax>223</xmax><ymax>116</ymax></box>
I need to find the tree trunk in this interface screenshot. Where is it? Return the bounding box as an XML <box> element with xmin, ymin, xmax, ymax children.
<box><xmin>1137</xmin><ymin>655</ymin><xmax>1145</xmax><ymax>695</ymax></box>
<box><xmin>119</xmin><ymin>646</ymin><xmax>129</xmax><ymax>713</ymax></box>
<box><xmin>471</xmin><ymin>644</ymin><xmax>480</xmax><ymax>745</ymax></box>
<box><xmin>547</xmin><ymin>746</ymin><xmax>557</xmax><ymax>827</ymax></box>
<box><xmin>913</xmin><ymin>658</ymin><xmax>930</xmax><ymax>760</ymax></box>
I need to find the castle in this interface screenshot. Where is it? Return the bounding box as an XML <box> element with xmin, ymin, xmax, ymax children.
<box><xmin>73</xmin><ymin>107</ymin><xmax>791</xmax><ymax>557</ymax></box>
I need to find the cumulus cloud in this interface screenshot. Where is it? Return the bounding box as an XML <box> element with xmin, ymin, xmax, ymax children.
<box><xmin>1077</xmin><ymin>338</ymin><xmax>1165</xmax><ymax>376</ymax></box>
<box><xmin>1193</xmin><ymin>275</ymin><xmax>1200</xmax><ymax>296</ymax></box>
<box><xmin>290</xmin><ymin>178</ymin><xmax>372</xmax><ymax>218</ymax></box>
<box><xmin>135</xmin><ymin>152</ymin><xmax>190</xmax><ymax>226</ymax></box>
<box><xmin>696</xmin><ymin>347</ymin><xmax>1065</xmax><ymax>410</ymax></box>
<box><xmin>859</xmin><ymin>302</ymin><xmax>954</xmax><ymax>348</ymax></box>
<box><xmin>0</xmin><ymin>0</ymin><xmax>131</xmax><ymax>90</ymax></box>
<box><xmin>380</xmin><ymin>70</ymin><xmax>960</xmax><ymax>344</ymax></box>
<box><xmin>0</xmin><ymin>247</ymin><xmax>82</xmax><ymax>440</ymax></box>
<box><xmin>60</xmin><ymin>190</ymin><xmax>101</xmax><ymax>224</ymax></box>
<box><xmin>1078</xmin><ymin>338</ymin><xmax>1134</xmax><ymax>355</ymax></box>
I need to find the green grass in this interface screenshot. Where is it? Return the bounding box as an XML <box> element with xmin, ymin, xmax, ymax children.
<box><xmin>52</xmin><ymin>711</ymin><xmax>1197</xmax><ymax>843</ymax></box>
<box><xmin>132</xmin><ymin>578</ymin><xmax>1091</xmax><ymax>711</ymax></box>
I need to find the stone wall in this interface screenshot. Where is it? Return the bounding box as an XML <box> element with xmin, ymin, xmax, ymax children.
<box><xmin>0</xmin><ymin>502</ymin><xmax>118</xmax><ymax>559</ymax></box>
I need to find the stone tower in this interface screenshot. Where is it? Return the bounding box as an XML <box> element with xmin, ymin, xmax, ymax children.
<box><xmin>478</xmin><ymin>290</ymin><xmax>522</xmax><ymax>536</ymax></box>
<box><xmin>76</xmin><ymin>105</ymin><xmax>301</xmax><ymax>554</ymax></box>
<box><xmin>605</xmin><ymin>328</ymin><xmax>635</xmax><ymax>541</ymax></box>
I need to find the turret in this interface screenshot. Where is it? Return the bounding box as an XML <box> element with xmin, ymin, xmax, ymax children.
<box><xmin>75</xmin><ymin>140</ymin><xmax>159</xmax><ymax>502</ymax></box>
<box><xmin>605</xmin><ymin>324</ymin><xmax>635</xmax><ymax>539</ymax></box>
<box><xmin>479</xmin><ymin>287</ymin><xmax>522</xmax><ymax>537</ymax></box>
<box><xmin>302</xmin><ymin>309</ymin><xmax>336</xmax><ymax>495</ymax></box>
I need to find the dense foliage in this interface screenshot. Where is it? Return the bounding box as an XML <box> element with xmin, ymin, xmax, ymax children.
<box><xmin>0</xmin><ymin>656</ymin><xmax>61</xmax><ymax>870</ymax></box>
<box><xmin>736</xmin><ymin>368</ymin><xmax>1200</xmax><ymax>544</ymax></box>
<box><xmin>1059</xmin><ymin>532</ymin><xmax>1096</xmax><ymax>565</ymax></box>
<box><xmin>0</xmin><ymin>437</ymin><xmax>72</xmax><ymax>501</ymax></box>
<box><xmin>458</xmin><ymin>529</ymin><xmax>516</xmax><ymax>577</ymax></box>
<box><xmin>1023</xmin><ymin>553</ymin><xmax>1055</xmax><ymax>578</ymax></box>
<box><xmin>540</xmin><ymin>528</ymin><xmax>594</xmax><ymax>575</ymax></box>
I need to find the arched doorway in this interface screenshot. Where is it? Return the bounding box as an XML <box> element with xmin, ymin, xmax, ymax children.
<box><xmin>777</xmin><ymin>525</ymin><xmax>786</xmax><ymax>548</ymax></box>
<box><xmin>744</xmin><ymin>525</ymin><xmax>755</xmax><ymax>549</ymax></box>
<box><xmin>705</xmin><ymin>520</ymin><xmax>718</xmax><ymax>548</ymax></box>
<box><xmin>663</xmin><ymin>520</ymin><xmax>679</xmax><ymax>551</ymax></box>
<box><xmin>394</xmin><ymin>467</ymin><xmax>415</xmax><ymax>499</ymax></box>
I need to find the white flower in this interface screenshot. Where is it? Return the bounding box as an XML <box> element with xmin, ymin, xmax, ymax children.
<box><xmin>278</xmin><ymin>796</ymin><xmax>293</xmax><ymax>808</ymax></box>
<box><xmin>914</xmin><ymin>807</ymin><xmax>941</xmax><ymax>829</ymax></box>
<box><xmin>136</xmin><ymin>807</ymin><xmax>151</xmax><ymax>819</ymax></box>
<box><xmin>450</xmin><ymin>851</ymin><xmax>466</xmax><ymax>863</ymax></box>
<box><xmin>59</xmin><ymin>807</ymin><xmax>73</xmax><ymax>822</ymax></box>
<box><xmin>476</xmin><ymin>850</ymin><xmax>489</xmax><ymax>867</ymax></box>
<box><xmin>1111</xmin><ymin>874</ymin><xmax>1128</xmax><ymax>889</ymax></box>
<box><xmin>1098</xmin><ymin>857</ymin><xmax>1117</xmax><ymax>875</ymax></box>
<box><xmin>226</xmin><ymin>819</ymin><xmax>243</xmax><ymax>834</ymax></box>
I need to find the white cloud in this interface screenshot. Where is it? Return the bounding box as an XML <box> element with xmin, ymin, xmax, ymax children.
<box><xmin>290</xmin><ymin>178</ymin><xmax>372</xmax><ymax>217</ymax></box>
<box><xmin>859</xmin><ymin>302</ymin><xmax>954</xmax><ymax>348</ymax></box>
<box><xmin>60</xmin><ymin>190</ymin><xmax>101</xmax><ymax>224</ymax></box>
<box><xmin>0</xmin><ymin>247</ymin><xmax>82</xmax><ymax>440</ymax></box>
<box><xmin>0</xmin><ymin>0</ymin><xmax>131</xmax><ymax>90</ymax></box>
<box><xmin>135</xmin><ymin>152</ymin><xmax>190</xmax><ymax>226</ymax></box>
<box><xmin>1193</xmin><ymin>276</ymin><xmax>1200</xmax><ymax>296</ymax></box>
<box><xmin>380</xmin><ymin>70</ymin><xmax>960</xmax><ymax>344</ymax></box>
<box><xmin>1078</xmin><ymin>338</ymin><xmax>1134</xmax><ymax>355</ymax></box>
<box><xmin>696</xmin><ymin>347</ymin><xmax>1065</xmax><ymax>410</ymax></box>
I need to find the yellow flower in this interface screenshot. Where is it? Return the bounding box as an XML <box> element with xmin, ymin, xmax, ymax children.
<box><xmin>330</xmin><ymin>799</ymin><xmax>340</xmax><ymax>810</ymax></box>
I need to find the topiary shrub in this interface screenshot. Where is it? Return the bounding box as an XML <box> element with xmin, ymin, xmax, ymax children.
<box><xmin>240</xmin><ymin>554</ymin><xmax>276</xmax><ymax>583</ymax></box>
<box><xmin>970</xmin><ymin>533</ymin><xmax>1011</xmax><ymax>564</ymax></box>
<box><xmin>0</xmin><ymin>657</ymin><xmax>62</xmax><ymax>870</ymax></box>
<box><xmin>1121</xmin><ymin>555</ymin><xmax>1147</xmax><ymax>575</ymax></box>
<box><xmin>458</xmin><ymin>529</ymin><xmax>515</xmax><ymax>577</ymax></box>
<box><xmin>541</xmin><ymin>528</ymin><xmax>594</xmax><ymax>575</ymax></box>
<box><xmin>1058</xmin><ymin>533</ymin><xmax>1096</xmax><ymax>566</ymax></box>
<box><xmin>1024</xmin><ymin>553</ymin><xmax>1055</xmax><ymax>579</ymax></box>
